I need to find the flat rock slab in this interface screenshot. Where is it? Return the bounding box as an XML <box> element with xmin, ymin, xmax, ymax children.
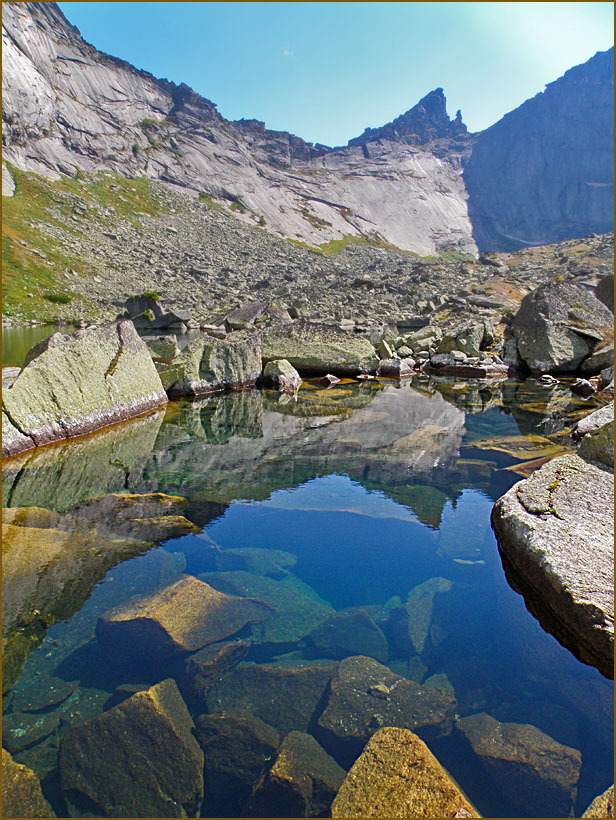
<box><xmin>246</xmin><ymin>730</ymin><xmax>346</xmax><ymax>818</ymax></box>
<box><xmin>317</xmin><ymin>655</ymin><xmax>457</xmax><ymax>768</ymax></box>
<box><xmin>96</xmin><ymin>575</ymin><xmax>273</xmax><ymax>660</ymax></box>
<box><xmin>2</xmin><ymin>748</ymin><xmax>55</xmax><ymax>818</ymax></box>
<box><xmin>195</xmin><ymin>709</ymin><xmax>280</xmax><ymax>817</ymax></box>
<box><xmin>309</xmin><ymin>607</ymin><xmax>389</xmax><ymax>662</ymax></box>
<box><xmin>456</xmin><ymin>712</ymin><xmax>581</xmax><ymax>817</ymax></box>
<box><xmin>331</xmin><ymin>727</ymin><xmax>479</xmax><ymax>818</ymax></box>
<box><xmin>206</xmin><ymin>659</ymin><xmax>339</xmax><ymax>737</ymax></box>
<box><xmin>2</xmin><ymin>321</ymin><xmax>167</xmax><ymax>458</ymax></box>
<box><xmin>491</xmin><ymin>452</ymin><xmax>614</xmax><ymax>677</ymax></box>
<box><xmin>2</xmin><ymin>711</ymin><xmax>60</xmax><ymax>754</ymax></box>
<box><xmin>261</xmin><ymin>320</ymin><xmax>380</xmax><ymax>376</ymax></box>
<box><xmin>59</xmin><ymin>678</ymin><xmax>203</xmax><ymax>817</ymax></box>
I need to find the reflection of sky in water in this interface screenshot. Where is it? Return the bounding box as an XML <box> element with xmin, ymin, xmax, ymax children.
<box><xmin>240</xmin><ymin>473</ymin><xmax>419</xmax><ymax>522</ymax></box>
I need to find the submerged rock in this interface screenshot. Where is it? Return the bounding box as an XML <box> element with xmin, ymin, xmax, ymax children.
<box><xmin>582</xmin><ymin>784</ymin><xmax>614</xmax><ymax>818</ymax></box>
<box><xmin>161</xmin><ymin>330</ymin><xmax>262</xmax><ymax>397</ymax></box>
<box><xmin>59</xmin><ymin>678</ymin><xmax>203</xmax><ymax>817</ymax></box>
<box><xmin>200</xmin><ymin>570</ymin><xmax>333</xmax><ymax>645</ymax></box>
<box><xmin>317</xmin><ymin>655</ymin><xmax>457</xmax><ymax>767</ymax></box>
<box><xmin>262</xmin><ymin>358</ymin><xmax>303</xmax><ymax>393</ymax></box>
<box><xmin>195</xmin><ymin>709</ymin><xmax>280</xmax><ymax>817</ymax></box>
<box><xmin>2</xmin><ymin>748</ymin><xmax>55</xmax><ymax>818</ymax></box>
<box><xmin>2</xmin><ymin>712</ymin><xmax>60</xmax><ymax>754</ymax></box>
<box><xmin>2</xmin><ymin>321</ymin><xmax>167</xmax><ymax>458</ymax></box>
<box><xmin>178</xmin><ymin>640</ymin><xmax>249</xmax><ymax>708</ymax></box>
<box><xmin>309</xmin><ymin>607</ymin><xmax>389</xmax><ymax>663</ymax></box>
<box><xmin>96</xmin><ymin>575</ymin><xmax>273</xmax><ymax>660</ymax></box>
<box><xmin>388</xmin><ymin>577</ymin><xmax>453</xmax><ymax>654</ymax></box>
<box><xmin>206</xmin><ymin>659</ymin><xmax>338</xmax><ymax>736</ymax></box>
<box><xmin>331</xmin><ymin>727</ymin><xmax>479</xmax><ymax>818</ymax></box>
<box><xmin>456</xmin><ymin>712</ymin><xmax>581</xmax><ymax>817</ymax></box>
<box><xmin>491</xmin><ymin>443</ymin><xmax>614</xmax><ymax>678</ymax></box>
<box><xmin>245</xmin><ymin>731</ymin><xmax>346</xmax><ymax>818</ymax></box>
<box><xmin>209</xmin><ymin>546</ymin><xmax>297</xmax><ymax>579</ymax></box>
<box><xmin>261</xmin><ymin>320</ymin><xmax>379</xmax><ymax>376</ymax></box>
<box><xmin>511</xmin><ymin>281</ymin><xmax>613</xmax><ymax>373</ymax></box>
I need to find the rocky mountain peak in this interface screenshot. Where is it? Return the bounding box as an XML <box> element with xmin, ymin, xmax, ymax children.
<box><xmin>348</xmin><ymin>87</ymin><xmax>469</xmax><ymax>148</ymax></box>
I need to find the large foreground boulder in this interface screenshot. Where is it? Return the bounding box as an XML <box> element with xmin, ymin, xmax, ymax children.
<box><xmin>2</xmin><ymin>749</ymin><xmax>54</xmax><ymax>818</ymax></box>
<box><xmin>331</xmin><ymin>727</ymin><xmax>479</xmax><ymax>818</ymax></box>
<box><xmin>583</xmin><ymin>784</ymin><xmax>614</xmax><ymax>817</ymax></box>
<box><xmin>2</xmin><ymin>321</ymin><xmax>167</xmax><ymax>458</ymax></box>
<box><xmin>511</xmin><ymin>281</ymin><xmax>613</xmax><ymax>373</ymax></box>
<box><xmin>491</xmin><ymin>416</ymin><xmax>614</xmax><ymax>678</ymax></box>
<box><xmin>456</xmin><ymin>712</ymin><xmax>581</xmax><ymax>817</ymax></box>
<box><xmin>159</xmin><ymin>331</ymin><xmax>262</xmax><ymax>397</ymax></box>
<box><xmin>261</xmin><ymin>320</ymin><xmax>379</xmax><ymax>376</ymax></box>
<box><xmin>96</xmin><ymin>575</ymin><xmax>273</xmax><ymax>660</ymax></box>
<box><xmin>59</xmin><ymin>679</ymin><xmax>203</xmax><ymax>817</ymax></box>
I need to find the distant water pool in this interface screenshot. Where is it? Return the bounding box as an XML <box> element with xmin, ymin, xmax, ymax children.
<box><xmin>2</xmin><ymin>376</ymin><xmax>612</xmax><ymax>817</ymax></box>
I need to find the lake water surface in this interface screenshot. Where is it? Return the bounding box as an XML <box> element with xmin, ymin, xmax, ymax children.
<box><xmin>2</xmin><ymin>349</ymin><xmax>613</xmax><ymax>817</ymax></box>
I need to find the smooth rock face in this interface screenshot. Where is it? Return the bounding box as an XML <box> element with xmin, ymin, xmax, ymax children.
<box><xmin>331</xmin><ymin>727</ymin><xmax>479</xmax><ymax>818</ymax></box>
<box><xmin>511</xmin><ymin>281</ymin><xmax>613</xmax><ymax>373</ymax></box>
<box><xmin>491</xmin><ymin>449</ymin><xmax>614</xmax><ymax>678</ymax></box>
<box><xmin>1</xmin><ymin>321</ymin><xmax>167</xmax><ymax>458</ymax></box>
<box><xmin>206</xmin><ymin>660</ymin><xmax>339</xmax><ymax>736</ymax></box>
<box><xmin>572</xmin><ymin>401</ymin><xmax>614</xmax><ymax>440</ymax></box>
<box><xmin>162</xmin><ymin>330</ymin><xmax>262</xmax><ymax>397</ymax></box>
<box><xmin>456</xmin><ymin>712</ymin><xmax>582</xmax><ymax>816</ymax></box>
<box><xmin>2</xmin><ymin>748</ymin><xmax>55</xmax><ymax>818</ymax></box>
<box><xmin>245</xmin><ymin>731</ymin><xmax>346</xmax><ymax>818</ymax></box>
<box><xmin>261</xmin><ymin>321</ymin><xmax>380</xmax><ymax>376</ymax></box>
<box><xmin>595</xmin><ymin>273</ymin><xmax>614</xmax><ymax>313</ymax></box>
<box><xmin>59</xmin><ymin>679</ymin><xmax>204</xmax><ymax>818</ymax></box>
<box><xmin>317</xmin><ymin>655</ymin><xmax>457</xmax><ymax>767</ymax></box>
<box><xmin>582</xmin><ymin>784</ymin><xmax>614</xmax><ymax>818</ymax></box>
<box><xmin>195</xmin><ymin>710</ymin><xmax>280</xmax><ymax>817</ymax></box>
<box><xmin>95</xmin><ymin>575</ymin><xmax>273</xmax><ymax>660</ymax></box>
<box><xmin>464</xmin><ymin>48</ymin><xmax>614</xmax><ymax>251</ymax></box>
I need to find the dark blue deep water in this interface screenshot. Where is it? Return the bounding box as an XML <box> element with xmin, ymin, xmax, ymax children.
<box><xmin>2</xmin><ymin>372</ymin><xmax>613</xmax><ymax>818</ymax></box>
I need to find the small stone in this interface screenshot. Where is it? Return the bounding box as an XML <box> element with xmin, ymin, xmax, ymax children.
<box><xmin>571</xmin><ymin>378</ymin><xmax>595</xmax><ymax>397</ymax></box>
<box><xmin>331</xmin><ymin>727</ymin><xmax>479</xmax><ymax>818</ymax></box>
<box><xmin>262</xmin><ymin>358</ymin><xmax>302</xmax><ymax>394</ymax></box>
<box><xmin>318</xmin><ymin>373</ymin><xmax>340</xmax><ymax>386</ymax></box>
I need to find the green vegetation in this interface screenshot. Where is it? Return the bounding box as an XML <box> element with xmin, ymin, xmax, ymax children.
<box><xmin>2</xmin><ymin>164</ymin><xmax>166</xmax><ymax>321</ymax></box>
<box><xmin>43</xmin><ymin>292</ymin><xmax>72</xmax><ymax>304</ymax></box>
<box><xmin>229</xmin><ymin>201</ymin><xmax>248</xmax><ymax>214</ymax></box>
<box><xmin>140</xmin><ymin>290</ymin><xmax>160</xmax><ymax>301</ymax></box>
<box><xmin>138</xmin><ymin>309</ymin><xmax>155</xmax><ymax>321</ymax></box>
<box><xmin>439</xmin><ymin>249</ymin><xmax>475</xmax><ymax>263</ymax></box>
<box><xmin>198</xmin><ymin>192</ymin><xmax>224</xmax><ymax>210</ymax></box>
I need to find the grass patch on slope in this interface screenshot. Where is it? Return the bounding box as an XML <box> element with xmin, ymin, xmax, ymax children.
<box><xmin>2</xmin><ymin>166</ymin><xmax>165</xmax><ymax>321</ymax></box>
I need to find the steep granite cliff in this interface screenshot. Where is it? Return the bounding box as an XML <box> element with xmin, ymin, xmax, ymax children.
<box><xmin>463</xmin><ymin>48</ymin><xmax>614</xmax><ymax>251</ymax></box>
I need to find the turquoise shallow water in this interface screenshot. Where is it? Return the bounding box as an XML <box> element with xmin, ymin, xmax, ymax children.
<box><xmin>1</xmin><ymin>372</ymin><xmax>613</xmax><ymax>818</ymax></box>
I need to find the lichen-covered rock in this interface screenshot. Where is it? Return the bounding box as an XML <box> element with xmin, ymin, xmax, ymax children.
<box><xmin>491</xmin><ymin>451</ymin><xmax>614</xmax><ymax>678</ymax></box>
<box><xmin>161</xmin><ymin>330</ymin><xmax>262</xmax><ymax>397</ymax></box>
<box><xmin>331</xmin><ymin>727</ymin><xmax>479</xmax><ymax>818</ymax></box>
<box><xmin>572</xmin><ymin>401</ymin><xmax>614</xmax><ymax>440</ymax></box>
<box><xmin>437</xmin><ymin>323</ymin><xmax>485</xmax><ymax>357</ymax></box>
<box><xmin>262</xmin><ymin>358</ymin><xmax>302</xmax><ymax>393</ymax></box>
<box><xmin>578</xmin><ymin>419</ymin><xmax>614</xmax><ymax>467</ymax></box>
<box><xmin>511</xmin><ymin>281</ymin><xmax>613</xmax><ymax>373</ymax></box>
<box><xmin>245</xmin><ymin>731</ymin><xmax>346</xmax><ymax>818</ymax></box>
<box><xmin>206</xmin><ymin>660</ymin><xmax>339</xmax><ymax>736</ymax></box>
<box><xmin>317</xmin><ymin>655</ymin><xmax>457</xmax><ymax>767</ymax></box>
<box><xmin>143</xmin><ymin>334</ymin><xmax>180</xmax><ymax>362</ymax></box>
<box><xmin>2</xmin><ymin>321</ymin><xmax>167</xmax><ymax>458</ymax></box>
<box><xmin>95</xmin><ymin>575</ymin><xmax>273</xmax><ymax>660</ymax></box>
<box><xmin>309</xmin><ymin>607</ymin><xmax>389</xmax><ymax>663</ymax></box>
<box><xmin>580</xmin><ymin>342</ymin><xmax>614</xmax><ymax>375</ymax></box>
<box><xmin>2</xmin><ymin>748</ymin><xmax>55</xmax><ymax>818</ymax></box>
<box><xmin>582</xmin><ymin>784</ymin><xmax>614</xmax><ymax>817</ymax></box>
<box><xmin>195</xmin><ymin>709</ymin><xmax>279</xmax><ymax>817</ymax></box>
<box><xmin>59</xmin><ymin>679</ymin><xmax>204</xmax><ymax>818</ymax></box>
<box><xmin>456</xmin><ymin>712</ymin><xmax>581</xmax><ymax>817</ymax></box>
<box><xmin>377</xmin><ymin>358</ymin><xmax>414</xmax><ymax>378</ymax></box>
<box><xmin>261</xmin><ymin>320</ymin><xmax>379</xmax><ymax>376</ymax></box>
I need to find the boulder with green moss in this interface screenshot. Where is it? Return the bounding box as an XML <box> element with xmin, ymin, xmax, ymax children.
<box><xmin>2</xmin><ymin>321</ymin><xmax>167</xmax><ymax>458</ymax></box>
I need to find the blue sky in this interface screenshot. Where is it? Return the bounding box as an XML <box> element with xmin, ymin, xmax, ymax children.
<box><xmin>58</xmin><ymin>2</ymin><xmax>613</xmax><ymax>147</ymax></box>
